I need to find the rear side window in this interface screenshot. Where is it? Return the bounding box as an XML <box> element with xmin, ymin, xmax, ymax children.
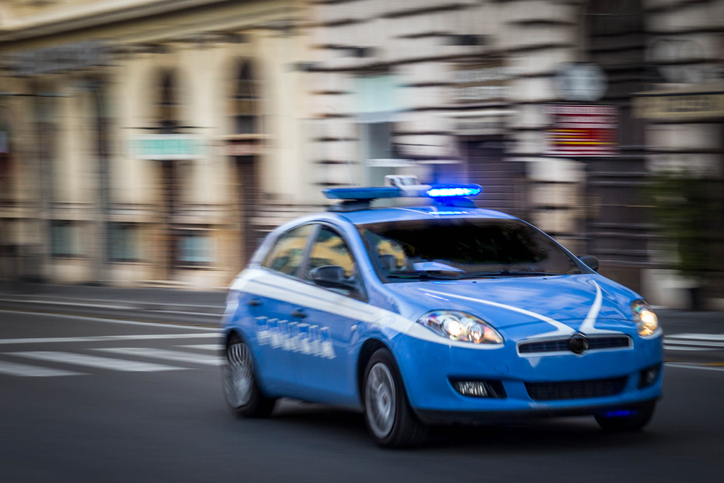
<box><xmin>305</xmin><ymin>226</ymin><xmax>356</xmax><ymax>280</ymax></box>
<box><xmin>261</xmin><ymin>224</ymin><xmax>314</xmax><ymax>276</ymax></box>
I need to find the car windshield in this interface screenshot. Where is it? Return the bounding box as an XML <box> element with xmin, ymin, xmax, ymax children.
<box><xmin>357</xmin><ymin>218</ymin><xmax>581</xmax><ymax>282</ymax></box>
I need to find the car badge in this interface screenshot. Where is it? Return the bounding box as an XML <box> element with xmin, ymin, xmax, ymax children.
<box><xmin>568</xmin><ymin>333</ymin><xmax>589</xmax><ymax>354</ymax></box>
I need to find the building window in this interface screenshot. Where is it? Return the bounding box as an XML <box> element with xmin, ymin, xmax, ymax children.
<box><xmin>177</xmin><ymin>231</ymin><xmax>213</xmax><ymax>266</ymax></box>
<box><xmin>232</xmin><ymin>61</ymin><xmax>258</xmax><ymax>134</ymax></box>
<box><xmin>51</xmin><ymin>222</ymin><xmax>82</xmax><ymax>258</ymax></box>
<box><xmin>108</xmin><ymin>223</ymin><xmax>138</xmax><ymax>262</ymax></box>
<box><xmin>156</xmin><ymin>70</ymin><xmax>181</xmax><ymax>134</ymax></box>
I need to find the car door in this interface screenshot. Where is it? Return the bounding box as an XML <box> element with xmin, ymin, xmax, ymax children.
<box><xmin>287</xmin><ymin>224</ymin><xmax>368</xmax><ymax>406</ymax></box>
<box><xmin>248</xmin><ymin>223</ymin><xmax>315</xmax><ymax>390</ymax></box>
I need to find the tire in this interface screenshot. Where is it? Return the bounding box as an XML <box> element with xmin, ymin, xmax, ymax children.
<box><xmin>223</xmin><ymin>334</ymin><xmax>277</xmax><ymax>418</ymax></box>
<box><xmin>595</xmin><ymin>401</ymin><xmax>656</xmax><ymax>432</ymax></box>
<box><xmin>363</xmin><ymin>348</ymin><xmax>428</xmax><ymax>448</ymax></box>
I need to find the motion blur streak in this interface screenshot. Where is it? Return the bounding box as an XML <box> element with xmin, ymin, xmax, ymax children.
<box><xmin>0</xmin><ymin>0</ymin><xmax>723</xmax><ymax>481</ymax></box>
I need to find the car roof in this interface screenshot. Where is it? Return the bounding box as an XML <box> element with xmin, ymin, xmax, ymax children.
<box><xmin>335</xmin><ymin>205</ymin><xmax>518</xmax><ymax>225</ymax></box>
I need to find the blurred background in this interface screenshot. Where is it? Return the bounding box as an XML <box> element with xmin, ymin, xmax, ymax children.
<box><xmin>0</xmin><ymin>0</ymin><xmax>723</xmax><ymax>309</ymax></box>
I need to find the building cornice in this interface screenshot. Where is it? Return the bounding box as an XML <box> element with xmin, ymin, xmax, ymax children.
<box><xmin>0</xmin><ymin>0</ymin><xmax>233</xmax><ymax>43</ymax></box>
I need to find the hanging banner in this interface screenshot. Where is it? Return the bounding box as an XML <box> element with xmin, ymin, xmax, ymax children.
<box><xmin>546</xmin><ymin>105</ymin><xmax>618</xmax><ymax>157</ymax></box>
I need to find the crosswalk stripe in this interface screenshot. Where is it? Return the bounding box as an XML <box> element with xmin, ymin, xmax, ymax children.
<box><xmin>665</xmin><ymin>363</ymin><xmax>724</xmax><ymax>373</ymax></box>
<box><xmin>96</xmin><ymin>348</ymin><xmax>223</xmax><ymax>366</ymax></box>
<box><xmin>664</xmin><ymin>345</ymin><xmax>710</xmax><ymax>351</ymax></box>
<box><xmin>0</xmin><ymin>333</ymin><xmax>219</xmax><ymax>345</ymax></box>
<box><xmin>9</xmin><ymin>351</ymin><xmax>186</xmax><ymax>372</ymax></box>
<box><xmin>665</xmin><ymin>333</ymin><xmax>724</xmax><ymax>341</ymax></box>
<box><xmin>663</xmin><ymin>340</ymin><xmax>724</xmax><ymax>348</ymax></box>
<box><xmin>178</xmin><ymin>344</ymin><xmax>222</xmax><ymax>352</ymax></box>
<box><xmin>0</xmin><ymin>360</ymin><xmax>86</xmax><ymax>377</ymax></box>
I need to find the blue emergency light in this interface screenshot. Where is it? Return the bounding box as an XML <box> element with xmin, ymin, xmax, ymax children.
<box><xmin>323</xmin><ymin>184</ymin><xmax>482</xmax><ymax>201</ymax></box>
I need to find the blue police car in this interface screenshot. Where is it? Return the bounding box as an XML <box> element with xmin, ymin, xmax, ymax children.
<box><xmin>221</xmin><ymin>183</ymin><xmax>663</xmax><ymax>447</ymax></box>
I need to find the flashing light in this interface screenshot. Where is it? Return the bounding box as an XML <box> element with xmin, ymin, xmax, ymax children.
<box><xmin>426</xmin><ymin>185</ymin><xmax>482</xmax><ymax>198</ymax></box>
<box><xmin>603</xmin><ymin>409</ymin><xmax>637</xmax><ymax>418</ymax></box>
<box><xmin>323</xmin><ymin>183</ymin><xmax>482</xmax><ymax>201</ymax></box>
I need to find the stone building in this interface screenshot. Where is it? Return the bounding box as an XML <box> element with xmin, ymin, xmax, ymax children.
<box><xmin>0</xmin><ymin>0</ymin><xmax>314</xmax><ymax>289</ymax></box>
<box><xmin>1</xmin><ymin>0</ymin><xmax>723</xmax><ymax>305</ymax></box>
<box><xmin>301</xmin><ymin>0</ymin><xmax>724</xmax><ymax>307</ymax></box>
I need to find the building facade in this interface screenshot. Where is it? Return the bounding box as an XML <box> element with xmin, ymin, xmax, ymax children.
<box><xmin>301</xmin><ymin>0</ymin><xmax>724</xmax><ymax>307</ymax></box>
<box><xmin>1</xmin><ymin>0</ymin><xmax>723</xmax><ymax>306</ymax></box>
<box><xmin>0</xmin><ymin>0</ymin><xmax>315</xmax><ymax>289</ymax></box>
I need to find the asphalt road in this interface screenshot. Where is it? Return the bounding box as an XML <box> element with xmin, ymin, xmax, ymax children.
<box><xmin>1</xmin><ymin>308</ymin><xmax>723</xmax><ymax>483</ymax></box>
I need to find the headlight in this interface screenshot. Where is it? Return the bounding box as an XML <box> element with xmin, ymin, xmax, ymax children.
<box><xmin>417</xmin><ymin>310</ymin><xmax>503</xmax><ymax>344</ymax></box>
<box><xmin>631</xmin><ymin>300</ymin><xmax>659</xmax><ymax>337</ymax></box>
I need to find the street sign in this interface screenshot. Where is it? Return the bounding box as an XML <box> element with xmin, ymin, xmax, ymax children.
<box><xmin>554</xmin><ymin>63</ymin><xmax>607</xmax><ymax>102</ymax></box>
<box><xmin>546</xmin><ymin>105</ymin><xmax>618</xmax><ymax>156</ymax></box>
<box><xmin>634</xmin><ymin>84</ymin><xmax>724</xmax><ymax>120</ymax></box>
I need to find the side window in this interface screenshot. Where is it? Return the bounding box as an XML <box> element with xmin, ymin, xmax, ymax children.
<box><xmin>261</xmin><ymin>225</ymin><xmax>314</xmax><ymax>276</ymax></box>
<box><xmin>306</xmin><ymin>226</ymin><xmax>356</xmax><ymax>280</ymax></box>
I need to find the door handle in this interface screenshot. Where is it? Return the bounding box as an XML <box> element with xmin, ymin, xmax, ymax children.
<box><xmin>290</xmin><ymin>308</ymin><xmax>308</xmax><ymax>319</ymax></box>
<box><xmin>246</xmin><ymin>298</ymin><xmax>262</xmax><ymax>307</ymax></box>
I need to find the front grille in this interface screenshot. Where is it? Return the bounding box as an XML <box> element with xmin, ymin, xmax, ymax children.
<box><xmin>525</xmin><ymin>376</ymin><xmax>628</xmax><ymax>401</ymax></box>
<box><xmin>518</xmin><ymin>335</ymin><xmax>631</xmax><ymax>354</ymax></box>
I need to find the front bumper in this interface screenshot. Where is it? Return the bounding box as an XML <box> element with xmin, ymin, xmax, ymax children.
<box><xmin>393</xmin><ymin>328</ymin><xmax>663</xmax><ymax>422</ymax></box>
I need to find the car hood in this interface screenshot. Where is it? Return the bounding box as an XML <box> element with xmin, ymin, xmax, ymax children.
<box><xmin>381</xmin><ymin>274</ymin><xmax>641</xmax><ymax>332</ymax></box>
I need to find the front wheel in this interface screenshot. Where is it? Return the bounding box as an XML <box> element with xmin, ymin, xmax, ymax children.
<box><xmin>363</xmin><ymin>348</ymin><xmax>428</xmax><ymax>448</ymax></box>
<box><xmin>595</xmin><ymin>401</ymin><xmax>656</xmax><ymax>432</ymax></box>
<box><xmin>223</xmin><ymin>335</ymin><xmax>276</xmax><ymax>418</ymax></box>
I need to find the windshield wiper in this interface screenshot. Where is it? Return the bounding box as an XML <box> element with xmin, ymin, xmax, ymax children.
<box><xmin>461</xmin><ymin>270</ymin><xmax>564</xmax><ymax>278</ymax></box>
<box><xmin>386</xmin><ymin>271</ymin><xmax>461</xmax><ymax>280</ymax></box>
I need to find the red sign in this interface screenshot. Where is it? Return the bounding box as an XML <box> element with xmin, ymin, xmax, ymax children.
<box><xmin>546</xmin><ymin>105</ymin><xmax>618</xmax><ymax>156</ymax></box>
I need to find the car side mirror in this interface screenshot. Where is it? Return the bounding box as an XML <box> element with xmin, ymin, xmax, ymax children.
<box><xmin>310</xmin><ymin>265</ymin><xmax>352</xmax><ymax>289</ymax></box>
<box><xmin>579</xmin><ymin>255</ymin><xmax>599</xmax><ymax>271</ymax></box>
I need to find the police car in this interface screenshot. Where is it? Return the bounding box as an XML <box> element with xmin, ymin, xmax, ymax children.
<box><xmin>221</xmin><ymin>182</ymin><xmax>663</xmax><ymax>447</ymax></box>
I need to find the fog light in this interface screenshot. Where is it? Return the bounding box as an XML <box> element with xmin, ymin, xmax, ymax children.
<box><xmin>638</xmin><ymin>365</ymin><xmax>661</xmax><ymax>389</ymax></box>
<box><xmin>456</xmin><ymin>381</ymin><xmax>488</xmax><ymax>397</ymax></box>
<box><xmin>451</xmin><ymin>380</ymin><xmax>506</xmax><ymax>398</ymax></box>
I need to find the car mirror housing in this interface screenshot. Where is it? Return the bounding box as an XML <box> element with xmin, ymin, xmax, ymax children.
<box><xmin>579</xmin><ymin>255</ymin><xmax>599</xmax><ymax>271</ymax></box>
<box><xmin>311</xmin><ymin>265</ymin><xmax>351</xmax><ymax>289</ymax></box>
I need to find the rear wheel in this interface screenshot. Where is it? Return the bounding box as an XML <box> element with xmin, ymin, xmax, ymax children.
<box><xmin>363</xmin><ymin>348</ymin><xmax>427</xmax><ymax>447</ymax></box>
<box><xmin>595</xmin><ymin>401</ymin><xmax>656</xmax><ymax>432</ymax></box>
<box><xmin>223</xmin><ymin>334</ymin><xmax>276</xmax><ymax>418</ymax></box>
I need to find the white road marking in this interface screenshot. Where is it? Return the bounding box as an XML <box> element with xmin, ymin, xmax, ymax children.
<box><xmin>663</xmin><ymin>345</ymin><xmax>711</xmax><ymax>351</ymax></box>
<box><xmin>154</xmin><ymin>310</ymin><xmax>223</xmax><ymax>317</ymax></box>
<box><xmin>0</xmin><ymin>297</ymin><xmax>221</xmax><ymax>311</ymax></box>
<box><xmin>0</xmin><ymin>298</ymin><xmax>135</xmax><ymax>310</ymax></box>
<box><xmin>663</xmin><ymin>339</ymin><xmax>724</xmax><ymax>348</ymax></box>
<box><xmin>96</xmin><ymin>348</ymin><xmax>223</xmax><ymax>366</ymax></box>
<box><xmin>666</xmin><ymin>333</ymin><xmax>724</xmax><ymax>341</ymax></box>
<box><xmin>0</xmin><ymin>333</ymin><xmax>219</xmax><ymax>345</ymax></box>
<box><xmin>0</xmin><ymin>360</ymin><xmax>85</xmax><ymax>377</ymax></box>
<box><xmin>665</xmin><ymin>363</ymin><xmax>724</xmax><ymax>373</ymax></box>
<box><xmin>0</xmin><ymin>309</ymin><xmax>218</xmax><ymax>331</ymax></box>
<box><xmin>10</xmin><ymin>352</ymin><xmax>185</xmax><ymax>372</ymax></box>
<box><xmin>179</xmin><ymin>344</ymin><xmax>222</xmax><ymax>351</ymax></box>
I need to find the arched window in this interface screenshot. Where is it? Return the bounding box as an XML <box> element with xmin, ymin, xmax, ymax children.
<box><xmin>156</xmin><ymin>70</ymin><xmax>180</xmax><ymax>133</ymax></box>
<box><xmin>232</xmin><ymin>61</ymin><xmax>258</xmax><ymax>134</ymax></box>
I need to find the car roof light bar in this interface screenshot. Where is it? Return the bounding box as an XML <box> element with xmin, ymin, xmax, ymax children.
<box><xmin>324</xmin><ymin>184</ymin><xmax>482</xmax><ymax>201</ymax></box>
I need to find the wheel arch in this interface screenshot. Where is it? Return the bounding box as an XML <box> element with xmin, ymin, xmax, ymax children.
<box><xmin>356</xmin><ymin>338</ymin><xmax>392</xmax><ymax>404</ymax></box>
